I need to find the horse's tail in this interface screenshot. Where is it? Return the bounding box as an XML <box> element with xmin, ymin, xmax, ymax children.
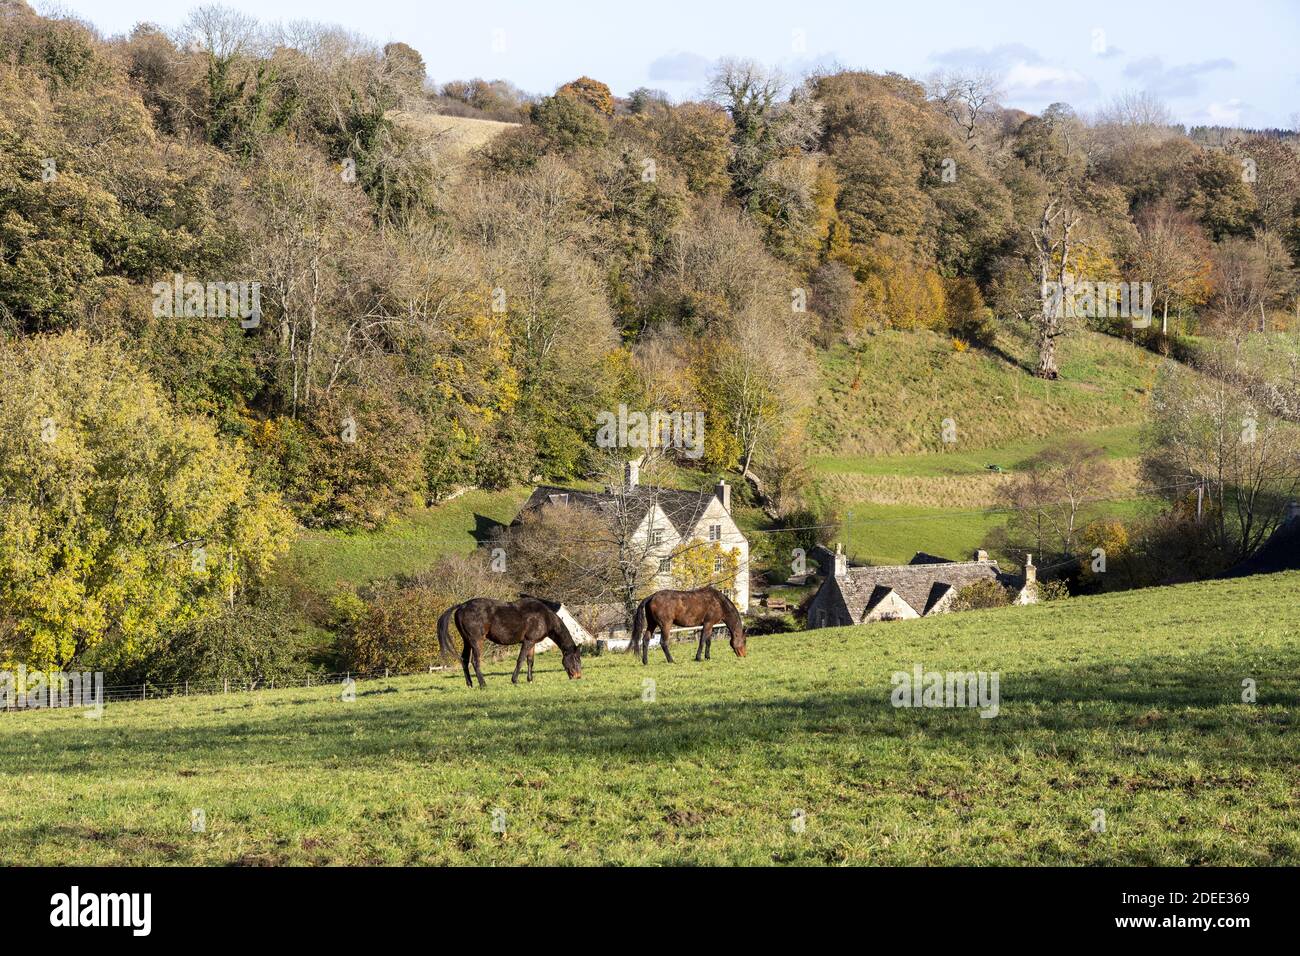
<box><xmin>437</xmin><ymin>603</ymin><xmax>460</xmax><ymax>657</ymax></box>
<box><xmin>631</xmin><ymin>596</ymin><xmax>650</xmax><ymax>651</ymax></box>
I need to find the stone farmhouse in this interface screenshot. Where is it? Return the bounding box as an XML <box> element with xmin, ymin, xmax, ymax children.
<box><xmin>805</xmin><ymin>545</ymin><xmax>1036</xmax><ymax>628</ymax></box>
<box><xmin>514</xmin><ymin>458</ymin><xmax>750</xmax><ymax>610</ymax></box>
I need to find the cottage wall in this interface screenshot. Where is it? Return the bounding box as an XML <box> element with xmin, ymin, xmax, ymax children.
<box><xmin>687</xmin><ymin>497</ymin><xmax>750</xmax><ymax>610</ymax></box>
<box><xmin>862</xmin><ymin>590</ymin><xmax>920</xmax><ymax>622</ymax></box>
<box><xmin>806</xmin><ymin>579</ymin><xmax>851</xmax><ymax>628</ymax></box>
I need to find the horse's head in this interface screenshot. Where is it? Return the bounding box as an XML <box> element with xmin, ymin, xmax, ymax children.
<box><xmin>718</xmin><ymin>593</ymin><xmax>746</xmax><ymax>657</ymax></box>
<box><xmin>562</xmin><ymin>646</ymin><xmax>583</xmax><ymax>679</ymax></box>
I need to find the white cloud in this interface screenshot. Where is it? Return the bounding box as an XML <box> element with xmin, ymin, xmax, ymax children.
<box><xmin>647</xmin><ymin>51</ymin><xmax>714</xmax><ymax>83</ymax></box>
<box><xmin>1001</xmin><ymin>62</ymin><xmax>1097</xmax><ymax>107</ymax></box>
<box><xmin>1202</xmin><ymin>99</ymin><xmax>1245</xmax><ymax>124</ymax></box>
<box><xmin>1122</xmin><ymin>57</ymin><xmax>1235</xmax><ymax>98</ymax></box>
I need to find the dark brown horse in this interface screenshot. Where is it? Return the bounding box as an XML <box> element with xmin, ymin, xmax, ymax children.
<box><xmin>438</xmin><ymin>595</ymin><xmax>583</xmax><ymax>688</ymax></box>
<box><xmin>630</xmin><ymin>587</ymin><xmax>746</xmax><ymax>664</ymax></box>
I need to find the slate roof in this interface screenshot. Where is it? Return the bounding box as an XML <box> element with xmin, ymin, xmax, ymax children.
<box><xmin>516</xmin><ymin>484</ymin><xmax>719</xmax><ymax>536</ymax></box>
<box><xmin>832</xmin><ymin>554</ymin><xmax>1010</xmax><ymax>619</ymax></box>
<box><xmin>908</xmin><ymin>551</ymin><xmax>951</xmax><ymax>566</ymax></box>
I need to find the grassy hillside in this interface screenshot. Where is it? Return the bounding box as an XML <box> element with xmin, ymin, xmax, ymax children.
<box><xmin>804</xmin><ymin>328</ymin><xmax>1166</xmax><ymax>565</ymax></box>
<box><xmin>4</xmin><ymin>572</ymin><xmax>1296</xmax><ymax>865</ymax></box>
<box><xmin>289</xmin><ymin>487</ymin><xmax>532</xmax><ymax>592</ymax></box>
<box><xmin>389</xmin><ymin>110</ymin><xmax>517</xmax><ymax>160</ymax></box>
<box><xmin>811</xmin><ymin>328</ymin><xmax>1158</xmax><ymax>456</ymax></box>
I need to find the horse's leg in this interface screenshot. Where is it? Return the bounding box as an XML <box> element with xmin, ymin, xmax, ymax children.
<box><xmin>471</xmin><ymin>638</ymin><xmax>487</xmax><ymax>689</ymax></box>
<box><xmin>511</xmin><ymin>643</ymin><xmax>527</xmax><ymax>685</ymax></box>
<box><xmin>461</xmin><ymin>638</ymin><xmax>474</xmax><ymax>688</ymax></box>
<box><xmin>704</xmin><ymin>619</ymin><xmax>715</xmax><ymax>660</ymax></box>
<box><xmin>526</xmin><ymin>643</ymin><xmax>536</xmax><ymax>682</ymax></box>
<box><xmin>694</xmin><ymin>624</ymin><xmax>706</xmax><ymax>662</ymax></box>
<box><xmin>661</xmin><ymin>622</ymin><xmax>675</xmax><ymax>663</ymax></box>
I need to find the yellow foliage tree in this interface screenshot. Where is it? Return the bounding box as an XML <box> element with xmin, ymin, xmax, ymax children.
<box><xmin>671</xmin><ymin>540</ymin><xmax>741</xmax><ymax>597</ymax></box>
<box><xmin>0</xmin><ymin>333</ymin><xmax>293</xmax><ymax>671</ymax></box>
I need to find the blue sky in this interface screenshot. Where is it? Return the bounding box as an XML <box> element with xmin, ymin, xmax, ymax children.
<box><xmin>62</xmin><ymin>0</ymin><xmax>1300</xmax><ymax>127</ymax></box>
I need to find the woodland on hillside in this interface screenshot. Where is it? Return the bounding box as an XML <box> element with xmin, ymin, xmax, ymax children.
<box><xmin>1</xmin><ymin>1</ymin><xmax>1298</xmax><ymax>677</ymax></box>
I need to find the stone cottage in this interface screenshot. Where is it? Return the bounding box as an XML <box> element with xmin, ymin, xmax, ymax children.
<box><xmin>514</xmin><ymin>458</ymin><xmax>750</xmax><ymax>609</ymax></box>
<box><xmin>805</xmin><ymin>545</ymin><xmax>1036</xmax><ymax>628</ymax></box>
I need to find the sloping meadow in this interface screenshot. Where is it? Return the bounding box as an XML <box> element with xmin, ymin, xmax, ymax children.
<box><xmin>2</xmin><ymin>571</ymin><xmax>1296</xmax><ymax>865</ymax></box>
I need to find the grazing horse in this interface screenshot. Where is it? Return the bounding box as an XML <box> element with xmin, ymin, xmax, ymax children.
<box><xmin>437</xmin><ymin>595</ymin><xmax>583</xmax><ymax>688</ymax></box>
<box><xmin>630</xmin><ymin>587</ymin><xmax>746</xmax><ymax>665</ymax></box>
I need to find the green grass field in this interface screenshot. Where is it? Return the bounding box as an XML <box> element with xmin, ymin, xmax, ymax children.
<box><xmin>289</xmin><ymin>487</ymin><xmax>532</xmax><ymax>591</ymax></box>
<box><xmin>4</xmin><ymin>571</ymin><xmax>1296</xmax><ymax>865</ymax></box>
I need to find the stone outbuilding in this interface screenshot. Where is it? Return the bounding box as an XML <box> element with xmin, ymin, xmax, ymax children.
<box><xmin>805</xmin><ymin>545</ymin><xmax>1036</xmax><ymax>628</ymax></box>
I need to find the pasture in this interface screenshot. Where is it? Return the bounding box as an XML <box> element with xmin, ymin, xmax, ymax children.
<box><xmin>2</xmin><ymin>572</ymin><xmax>1297</xmax><ymax>866</ymax></box>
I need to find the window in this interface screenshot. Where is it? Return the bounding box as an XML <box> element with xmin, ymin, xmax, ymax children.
<box><xmin>649</xmin><ymin>529</ymin><xmax>664</xmax><ymax>546</ymax></box>
<box><xmin>713</xmin><ymin>556</ymin><xmax>724</xmax><ymax>573</ymax></box>
<box><xmin>658</xmin><ymin>557</ymin><xmax>672</xmax><ymax>574</ymax></box>
<box><xmin>708</xmin><ymin>523</ymin><xmax>722</xmax><ymax>541</ymax></box>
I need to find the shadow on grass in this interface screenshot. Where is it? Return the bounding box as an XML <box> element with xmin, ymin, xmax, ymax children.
<box><xmin>5</xmin><ymin>645</ymin><xmax>1296</xmax><ymax>780</ymax></box>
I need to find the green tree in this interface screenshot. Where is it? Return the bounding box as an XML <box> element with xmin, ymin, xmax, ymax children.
<box><xmin>0</xmin><ymin>332</ymin><xmax>292</xmax><ymax>671</ymax></box>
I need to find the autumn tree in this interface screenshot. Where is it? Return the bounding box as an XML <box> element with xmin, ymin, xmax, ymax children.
<box><xmin>0</xmin><ymin>333</ymin><xmax>292</xmax><ymax>671</ymax></box>
<box><xmin>998</xmin><ymin>439</ymin><xmax>1117</xmax><ymax>564</ymax></box>
<box><xmin>1130</xmin><ymin>201</ymin><xmax>1214</xmax><ymax>335</ymax></box>
<box><xmin>556</xmin><ymin>76</ymin><xmax>614</xmax><ymax>116</ymax></box>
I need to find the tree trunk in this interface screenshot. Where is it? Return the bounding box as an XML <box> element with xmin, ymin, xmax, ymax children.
<box><xmin>741</xmin><ymin>467</ymin><xmax>780</xmax><ymax>520</ymax></box>
<box><xmin>1036</xmin><ymin>327</ymin><xmax>1059</xmax><ymax>379</ymax></box>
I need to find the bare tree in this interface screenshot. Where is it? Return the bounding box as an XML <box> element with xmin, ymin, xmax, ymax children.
<box><xmin>999</xmin><ymin>440</ymin><xmax>1117</xmax><ymax>563</ymax></box>
<box><xmin>499</xmin><ymin>450</ymin><xmax>696</xmax><ymax>633</ymax></box>
<box><xmin>1132</xmin><ymin>202</ymin><xmax>1214</xmax><ymax>335</ymax></box>
<box><xmin>1144</xmin><ymin>355</ymin><xmax>1300</xmax><ymax>564</ymax></box>
<box><xmin>1207</xmin><ymin>235</ymin><xmax>1292</xmax><ymax>349</ymax></box>
<box><xmin>180</xmin><ymin>4</ymin><xmax>262</xmax><ymax>59</ymax></box>
<box><xmin>1093</xmin><ymin>90</ymin><xmax>1176</xmax><ymax>149</ymax></box>
<box><xmin>927</xmin><ymin>69</ymin><xmax>1001</xmax><ymax>149</ymax></box>
<box><xmin>1029</xmin><ymin>197</ymin><xmax>1081</xmax><ymax>379</ymax></box>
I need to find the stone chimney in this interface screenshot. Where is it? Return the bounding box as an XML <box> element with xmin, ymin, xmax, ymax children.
<box><xmin>832</xmin><ymin>542</ymin><xmax>847</xmax><ymax>578</ymax></box>
<box><xmin>624</xmin><ymin>456</ymin><xmax>640</xmax><ymax>489</ymax></box>
<box><xmin>974</xmin><ymin>549</ymin><xmax>990</xmax><ymax>562</ymax></box>
<box><xmin>1024</xmin><ymin>553</ymin><xmax>1036</xmax><ymax>586</ymax></box>
<box><xmin>715</xmin><ymin>478</ymin><xmax>731</xmax><ymax>512</ymax></box>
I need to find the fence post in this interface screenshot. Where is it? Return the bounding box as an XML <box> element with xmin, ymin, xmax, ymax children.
<box><xmin>141</xmin><ymin>684</ymin><xmax>146</xmax><ymax>702</ymax></box>
<box><xmin>224</xmin><ymin>678</ymin><xmax>228</xmax><ymax>694</ymax></box>
<box><xmin>384</xmin><ymin>667</ymin><xmax>389</xmax><ymax>679</ymax></box>
<box><xmin>184</xmin><ymin>681</ymin><xmax>189</xmax><ymax>696</ymax></box>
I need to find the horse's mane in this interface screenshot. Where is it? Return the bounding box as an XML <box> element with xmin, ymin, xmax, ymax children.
<box><xmin>710</xmin><ymin>587</ymin><xmax>742</xmax><ymax>622</ymax></box>
<box><xmin>518</xmin><ymin>592</ymin><xmax>561</xmax><ymax>612</ymax></box>
<box><xmin>518</xmin><ymin>593</ymin><xmax>577</xmax><ymax>650</ymax></box>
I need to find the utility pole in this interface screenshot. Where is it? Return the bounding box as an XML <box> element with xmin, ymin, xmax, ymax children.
<box><xmin>1196</xmin><ymin>482</ymin><xmax>1204</xmax><ymax>523</ymax></box>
